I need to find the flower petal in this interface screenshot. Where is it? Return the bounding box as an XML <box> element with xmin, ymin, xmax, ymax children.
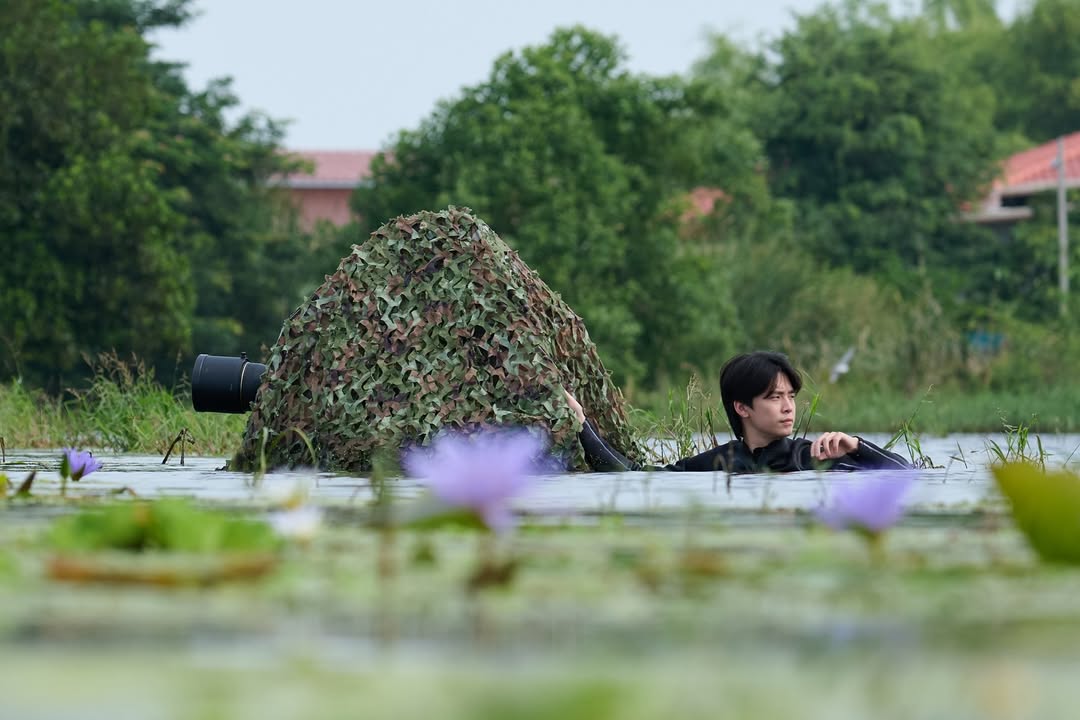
<box><xmin>402</xmin><ymin>428</ymin><xmax>548</xmax><ymax>532</ymax></box>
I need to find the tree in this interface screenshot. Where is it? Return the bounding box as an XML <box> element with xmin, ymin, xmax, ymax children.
<box><xmin>0</xmin><ymin>0</ymin><xmax>313</xmax><ymax>388</ymax></box>
<box><xmin>748</xmin><ymin>0</ymin><xmax>1001</xmax><ymax>288</ymax></box>
<box><xmin>994</xmin><ymin>0</ymin><xmax>1080</xmax><ymax>142</ymax></box>
<box><xmin>0</xmin><ymin>0</ymin><xmax>193</xmax><ymax>386</ymax></box>
<box><xmin>921</xmin><ymin>0</ymin><xmax>1000</xmax><ymax>29</ymax></box>
<box><xmin>353</xmin><ymin>27</ymin><xmax>750</xmax><ymax>384</ymax></box>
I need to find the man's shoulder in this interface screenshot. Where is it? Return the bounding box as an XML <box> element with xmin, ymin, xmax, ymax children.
<box><xmin>674</xmin><ymin>440</ymin><xmax>743</xmax><ymax>472</ymax></box>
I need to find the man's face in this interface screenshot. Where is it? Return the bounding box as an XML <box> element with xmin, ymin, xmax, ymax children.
<box><xmin>735</xmin><ymin>372</ymin><xmax>797</xmax><ymax>445</ymax></box>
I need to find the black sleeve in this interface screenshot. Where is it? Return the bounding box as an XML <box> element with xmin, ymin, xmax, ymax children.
<box><xmin>578</xmin><ymin>420</ymin><xmax>642</xmax><ymax>472</ymax></box>
<box><xmin>847</xmin><ymin>437</ymin><xmax>912</xmax><ymax>470</ymax></box>
<box><xmin>577</xmin><ymin>421</ymin><xmax>731</xmax><ymax>473</ymax></box>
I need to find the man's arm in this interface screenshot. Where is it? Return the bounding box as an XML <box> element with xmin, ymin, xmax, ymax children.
<box><xmin>846</xmin><ymin>436</ymin><xmax>912</xmax><ymax>469</ymax></box>
<box><xmin>579</xmin><ymin>419</ymin><xmax>641</xmax><ymax>471</ymax></box>
<box><xmin>809</xmin><ymin>431</ymin><xmax>911</xmax><ymax>470</ymax></box>
<box><xmin>564</xmin><ymin>390</ymin><xmax>641</xmax><ymax>472</ymax></box>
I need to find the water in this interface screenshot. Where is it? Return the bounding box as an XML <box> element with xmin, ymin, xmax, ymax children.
<box><xmin>6</xmin><ymin>433</ymin><xmax>1078</xmax><ymax>514</ymax></box>
<box><xmin>5</xmin><ymin>434</ymin><xmax>1080</xmax><ymax>718</ymax></box>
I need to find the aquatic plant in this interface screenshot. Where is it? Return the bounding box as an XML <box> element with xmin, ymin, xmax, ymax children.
<box><xmin>815</xmin><ymin>473</ymin><xmax>916</xmax><ymax>550</ymax></box>
<box><xmin>49</xmin><ymin>498</ymin><xmax>280</xmax><ymax>554</ymax></box>
<box><xmin>881</xmin><ymin>386</ymin><xmax>938</xmax><ymax>469</ymax></box>
<box><xmin>266</xmin><ymin>506</ymin><xmax>323</xmax><ymax>544</ymax></box>
<box><xmin>993</xmin><ymin>462</ymin><xmax>1080</xmax><ymax>564</ymax></box>
<box><xmin>403</xmin><ymin>429</ymin><xmax>550</xmax><ymax>533</ymax></box>
<box><xmin>986</xmin><ymin>415</ymin><xmax>1048</xmax><ymax>470</ymax></box>
<box><xmin>59</xmin><ymin>447</ymin><xmax>101</xmax><ymax>496</ymax></box>
<box><xmin>61</xmin><ymin>448</ymin><xmax>102</xmax><ymax>482</ymax></box>
<box><xmin>632</xmin><ymin>374</ymin><xmax>724</xmax><ymax>466</ymax></box>
<box><xmin>47</xmin><ymin>499</ymin><xmax>281</xmax><ymax>586</ymax></box>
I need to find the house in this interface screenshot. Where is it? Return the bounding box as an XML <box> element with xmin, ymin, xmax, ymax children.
<box><xmin>275</xmin><ymin>150</ymin><xmax>374</xmax><ymax>229</ymax></box>
<box><xmin>277</xmin><ymin>150</ymin><xmax>737</xmax><ymax>233</ymax></box>
<box><xmin>969</xmin><ymin>131</ymin><xmax>1080</xmax><ymax>230</ymax></box>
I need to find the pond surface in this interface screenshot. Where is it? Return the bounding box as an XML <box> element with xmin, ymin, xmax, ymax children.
<box><xmin>6</xmin><ymin>433</ymin><xmax>1079</xmax><ymax>514</ymax></box>
<box><xmin>5</xmin><ymin>434</ymin><xmax>1080</xmax><ymax>719</ymax></box>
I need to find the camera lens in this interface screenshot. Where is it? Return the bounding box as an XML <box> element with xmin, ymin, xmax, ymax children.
<box><xmin>191</xmin><ymin>354</ymin><xmax>267</xmax><ymax>413</ymax></box>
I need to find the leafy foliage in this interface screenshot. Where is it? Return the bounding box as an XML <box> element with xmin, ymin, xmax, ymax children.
<box><xmin>0</xmin><ymin>0</ymin><xmax>314</xmax><ymax>389</ymax></box>
<box><xmin>749</xmin><ymin>1</ymin><xmax>1001</xmax><ymax>282</ymax></box>
<box><xmin>6</xmin><ymin>0</ymin><xmax>1080</xmax><ymax>404</ymax></box>
<box><xmin>992</xmin><ymin>0</ymin><xmax>1080</xmax><ymax>143</ymax></box>
<box><xmin>353</xmin><ymin>27</ymin><xmax>747</xmax><ymax>385</ymax></box>
<box><xmin>0</xmin><ymin>0</ymin><xmax>194</xmax><ymax>385</ymax></box>
<box><xmin>49</xmin><ymin>498</ymin><xmax>280</xmax><ymax>554</ymax></box>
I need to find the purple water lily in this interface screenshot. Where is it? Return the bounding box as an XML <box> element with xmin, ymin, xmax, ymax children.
<box><xmin>61</xmin><ymin>448</ymin><xmax>102</xmax><ymax>482</ymax></box>
<box><xmin>403</xmin><ymin>429</ymin><xmax>550</xmax><ymax>533</ymax></box>
<box><xmin>815</xmin><ymin>472</ymin><xmax>916</xmax><ymax>536</ymax></box>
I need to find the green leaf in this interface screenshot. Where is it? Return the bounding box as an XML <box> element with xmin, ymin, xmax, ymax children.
<box><xmin>993</xmin><ymin>462</ymin><xmax>1080</xmax><ymax>564</ymax></box>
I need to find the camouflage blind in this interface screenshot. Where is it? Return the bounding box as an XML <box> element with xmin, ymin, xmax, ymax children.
<box><xmin>233</xmin><ymin>207</ymin><xmax>642</xmax><ymax>472</ymax></box>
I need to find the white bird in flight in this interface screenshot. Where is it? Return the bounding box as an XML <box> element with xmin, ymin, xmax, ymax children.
<box><xmin>829</xmin><ymin>346</ymin><xmax>856</xmax><ymax>384</ymax></box>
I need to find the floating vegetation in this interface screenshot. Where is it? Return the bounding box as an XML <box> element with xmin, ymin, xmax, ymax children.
<box><xmin>815</xmin><ymin>472</ymin><xmax>917</xmax><ymax>556</ymax></box>
<box><xmin>45</xmin><ymin>499</ymin><xmax>281</xmax><ymax>585</ymax></box>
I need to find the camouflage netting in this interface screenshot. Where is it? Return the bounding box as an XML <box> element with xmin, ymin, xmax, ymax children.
<box><xmin>233</xmin><ymin>206</ymin><xmax>643</xmax><ymax>472</ymax></box>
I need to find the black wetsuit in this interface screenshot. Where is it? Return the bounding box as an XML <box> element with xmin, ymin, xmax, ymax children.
<box><xmin>579</xmin><ymin>421</ymin><xmax>911</xmax><ymax>473</ymax></box>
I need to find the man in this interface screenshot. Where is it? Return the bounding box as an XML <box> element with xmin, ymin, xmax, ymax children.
<box><xmin>568</xmin><ymin>351</ymin><xmax>910</xmax><ymax>473</ymax></box>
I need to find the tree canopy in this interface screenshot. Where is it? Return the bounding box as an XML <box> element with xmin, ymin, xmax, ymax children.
<box><xmin>0</xmin><ymin>0</ymin><xmax>312</xmax><ymax>388</ymax></box>
<box><xmin>6</xmin><ymin>0</ymin><xmax>1080</xmax><ymax>397</ymax></box>
<box><xmin>353</xmin><ymin>27</ymin><xmax>750</xmax><ymax>384</ymax></box>
<box><xmin>745</xmin><ymin>1</ymin><xmax>1001</xmax><ymax>283</ymax></box>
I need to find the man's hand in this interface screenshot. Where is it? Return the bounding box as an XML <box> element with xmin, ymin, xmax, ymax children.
<box><xmin>810</xmin><ymin>432</ymin><xmax>859</xmax><ymax>461</ymax></box>
<box><xmin>563</xmin><ymin>389</ymin><xmax>586</xmax><ymax>426</ymax></box>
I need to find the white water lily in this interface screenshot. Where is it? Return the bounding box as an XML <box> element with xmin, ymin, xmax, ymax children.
<box><xmin>267</xmin><ymin>505</ymin><xmax>323</xmax><ymax>543</ymax></box>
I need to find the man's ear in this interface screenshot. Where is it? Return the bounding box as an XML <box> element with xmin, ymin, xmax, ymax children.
<box><xmin>734</xmin><ymin>400</ymin><xmax>751</xmax><ymax>418</ymax></box>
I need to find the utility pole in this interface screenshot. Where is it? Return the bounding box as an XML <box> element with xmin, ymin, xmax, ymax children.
<box><xmin>1056</xmin><ymin>136</ymin><xmax>1069</xmax><ymax>316</ymax></box>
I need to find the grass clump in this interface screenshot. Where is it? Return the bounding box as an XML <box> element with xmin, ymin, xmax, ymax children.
<box><xmin>0</xmin><ymin>353</ymin><xmax>244</xmax><ymax>455</ymax></box>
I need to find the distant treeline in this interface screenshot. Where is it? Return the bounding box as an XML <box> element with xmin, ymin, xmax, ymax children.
<box><xmin>3</xmin><ymin>0</ymin><xmax>1080</xmax><ymax>396</ymax></box>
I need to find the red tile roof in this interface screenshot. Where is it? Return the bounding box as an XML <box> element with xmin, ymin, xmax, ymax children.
<box><xmin>678</xmin><ymin>186</ymin><xmax>730</xmax><ymax>223</ymax></box>
<box><xmin>968</xmin><ymin>132</ymin><xmax>1080</xmax><ymax>224</ymax></box>
<box><xmin>278</xmin><ymin>150</ymin><xmax>375</xmax><ymax>189</ymax></box>
<box><xmin>997</xmin><ymin>131</ymin><xmax>1080</xmax><ymax>197</ymax></box>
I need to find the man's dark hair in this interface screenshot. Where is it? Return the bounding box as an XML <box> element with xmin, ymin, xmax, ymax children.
<box><xmin>719</xmin><ymin>351</ymin><xmax>802</xmax><ymax>439</ymax></box>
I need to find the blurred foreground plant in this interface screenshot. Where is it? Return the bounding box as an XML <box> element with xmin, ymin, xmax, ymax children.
<box><xmin>50</xmin><ymin>499</ymin><xmax>279</xmax><ymax>554</ymax></box>
<box><xmin>403</xmin><ymin>429</ymin><xmax>551</xmax><ymax>534</ymax></box>
<box><xmin>993</xmin><ymin>462</ymin><xmax>1080</xmax><ymax>564</ymax></box>
<box><xmin>402</xmin><ymin>428</ymin><xmax>555</xmax><ymax>592</ymax></box>
<box><xmin>815</xmin><ymin>473</ymin><xmax>916</xmax><ymax>556</ymax></box>
<box><xmin>47</xmin><ymin>499</ymin><xmax>281</xmax><ymax>586</ymax></box>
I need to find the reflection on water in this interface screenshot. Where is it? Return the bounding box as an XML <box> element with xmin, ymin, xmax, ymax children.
<box><xmin>4</xmin><ymin>434</ymin><xmax>1080</xmax><ymax>513</ymax></box>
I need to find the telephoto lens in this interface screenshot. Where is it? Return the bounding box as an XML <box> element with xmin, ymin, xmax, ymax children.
<box><xmin>191</xmin><ymin>353</ymin><xmax>267</xmax><ymax>413</ymax></box>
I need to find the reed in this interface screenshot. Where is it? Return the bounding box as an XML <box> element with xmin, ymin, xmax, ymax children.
<box><xmin>0</xmin><ymin>353</ymin><xmax>244</xmax><ymax>455</ymax></box>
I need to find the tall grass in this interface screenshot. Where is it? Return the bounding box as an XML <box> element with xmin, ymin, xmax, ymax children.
<box><xmin>808</xmin><ymin>384</ymin><xmax>1080</xmax><ymax>435</ymax></box>
<box><xmin>0</xmin><ymin>354</ymin><xmax>244</xmax><ymax>455</ymax></box>
<box><xmin>632</xmin><ymin>379</ymin><xmax>1080</xmax><ymax>436</ymax></box>
<box><xmin>631</xmin><ymin>374</ymin><xmax>726</xmax><ymax>464</ymax></box>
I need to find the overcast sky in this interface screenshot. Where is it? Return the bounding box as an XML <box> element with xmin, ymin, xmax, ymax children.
<box><xmin>151</xmin><ymin>0</ymin><xmax>1020</xmax><ymax>150</ymax></box>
